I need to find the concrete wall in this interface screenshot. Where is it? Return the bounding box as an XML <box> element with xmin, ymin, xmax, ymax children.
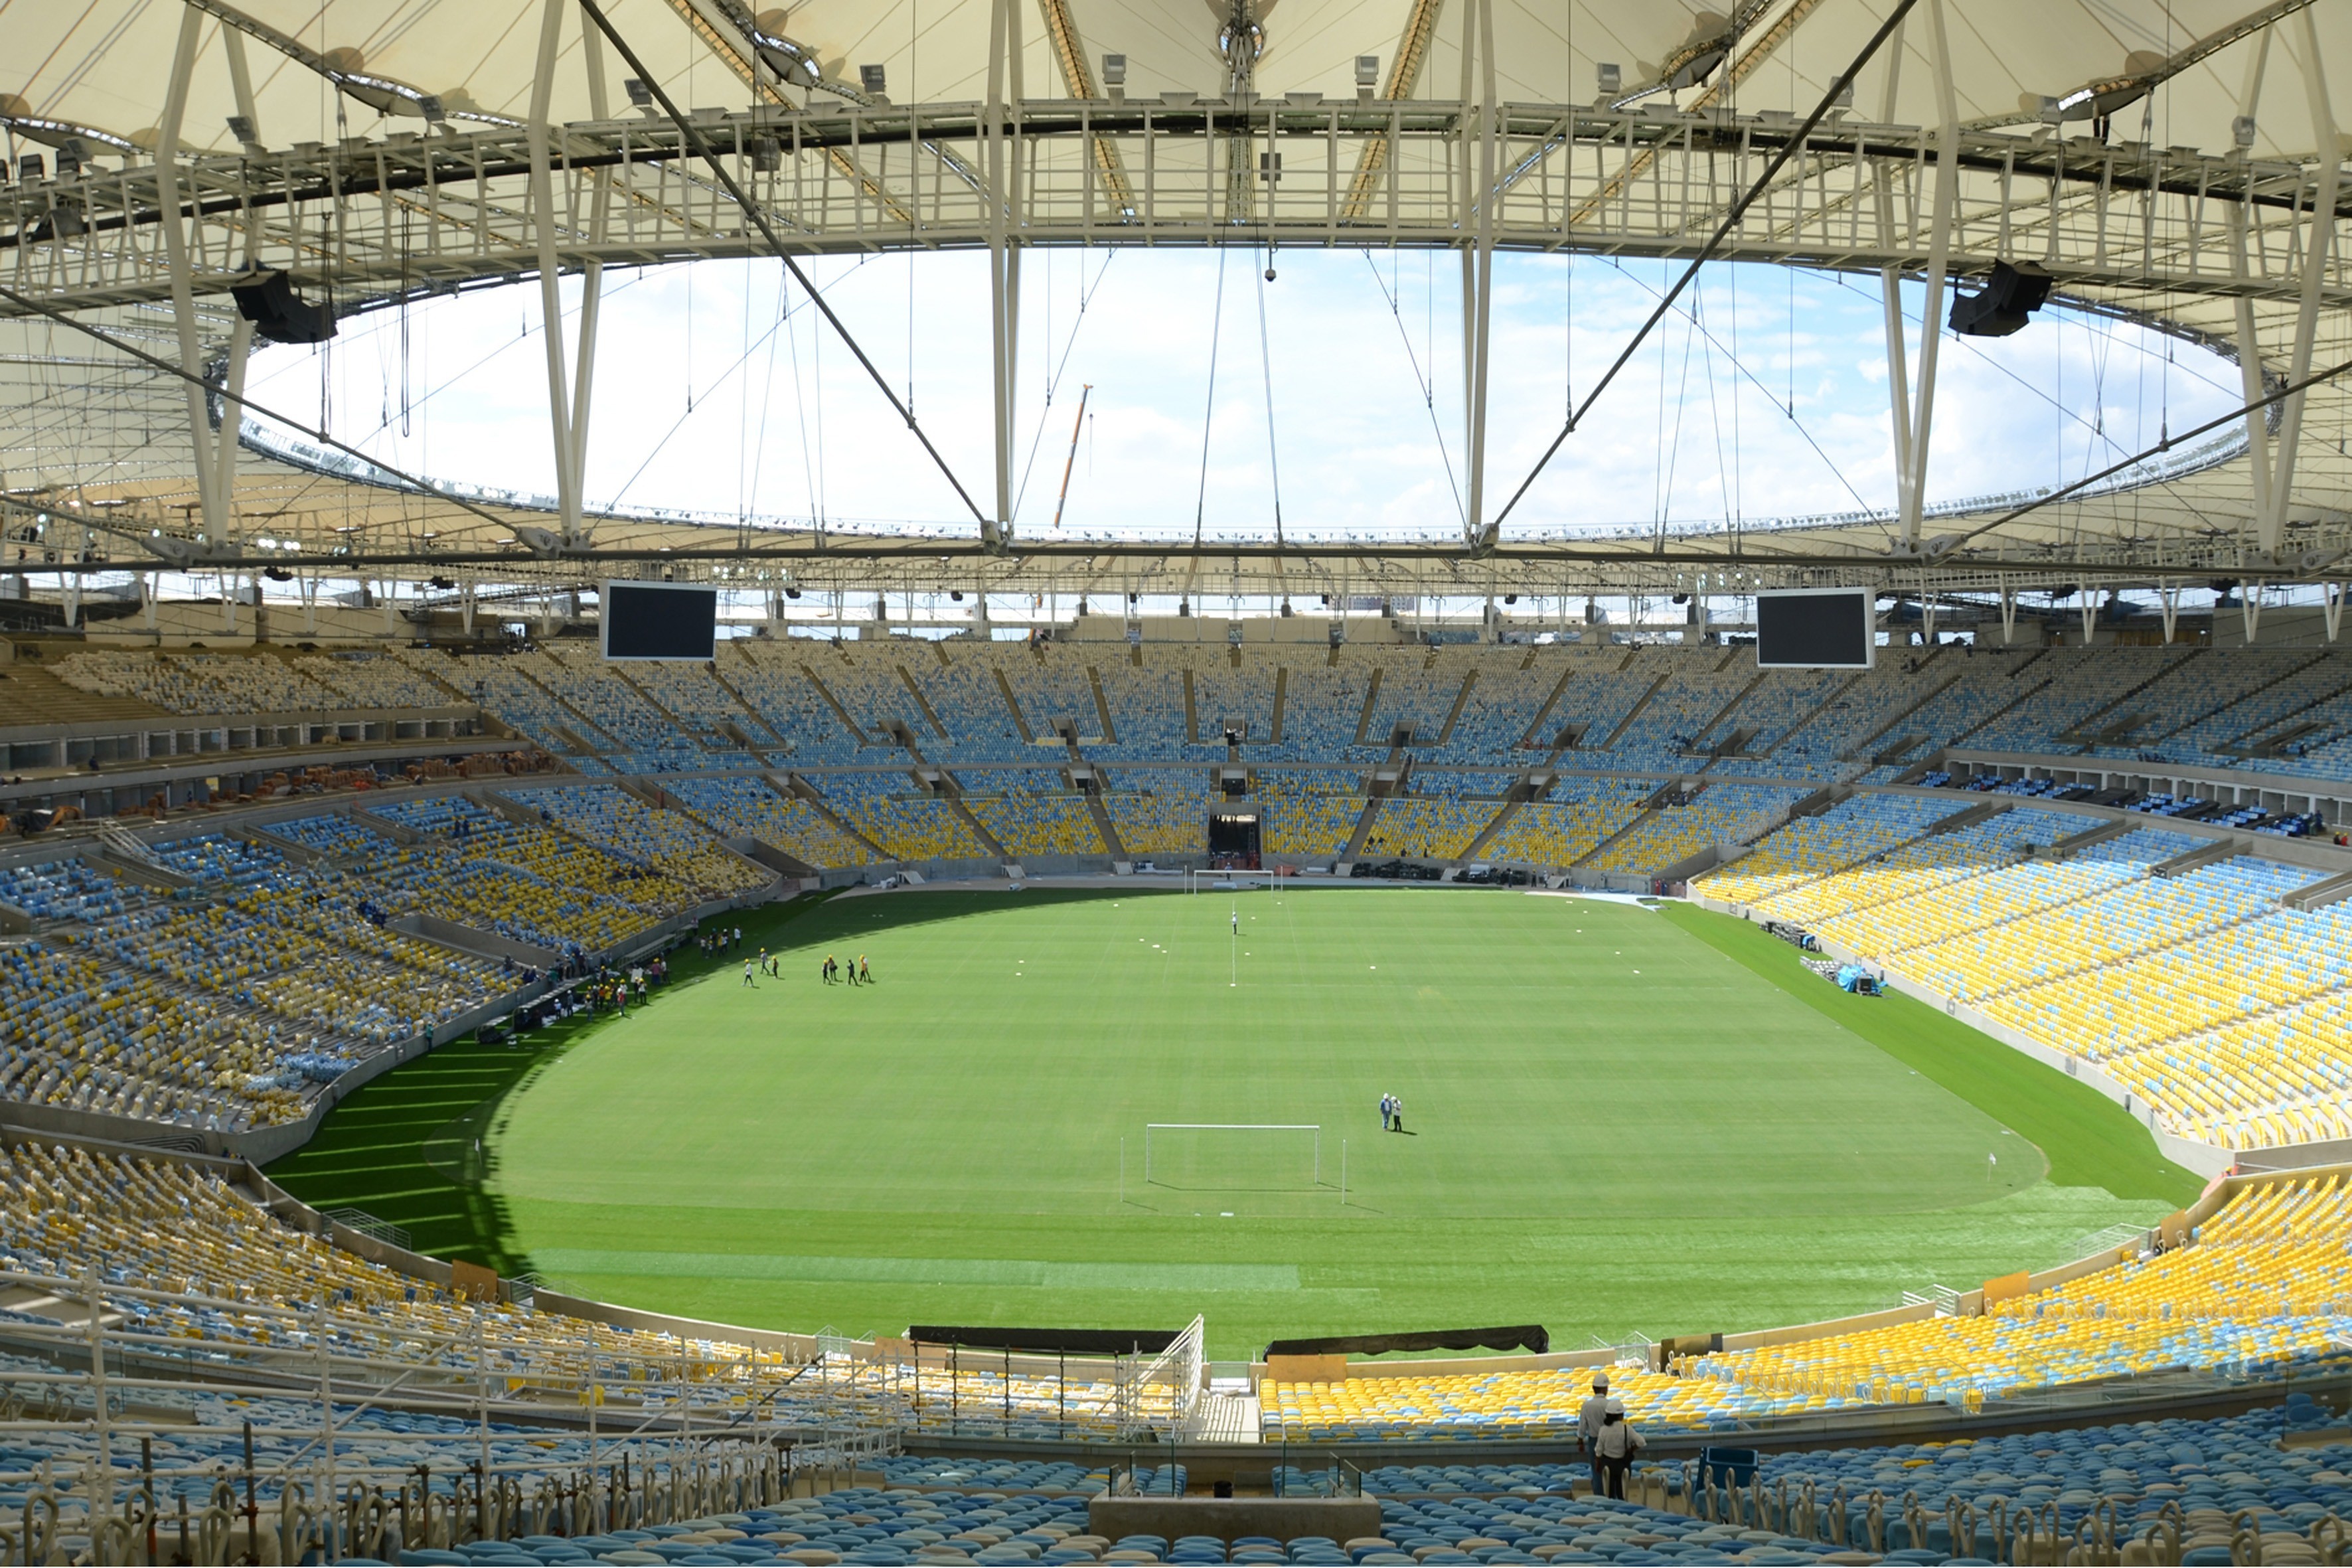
<box><xmin>393</xmin><ymin>911</ymin><xmax>564</xmax><ymax>967</ymax></box>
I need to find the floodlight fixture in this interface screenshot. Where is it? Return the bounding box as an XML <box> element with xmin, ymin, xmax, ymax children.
<box><xmin>1103</xmin><ymin>53</ymin><xmax>1127</xmax><ymax>100</ymax></box>
<box><xmin>1356</xmin><ymin>54</ymin><xmax>1379</xmax><ymax>100</ymax></box>
<box><xmin>859</xmin><ymin>64</ymin><xmax>888</xmax><ymax>99</ymax></box>
<box><xmin>1596</xmin><ymin>62</ymin><xmax>1621</xmax><ymax>102</ymax></box>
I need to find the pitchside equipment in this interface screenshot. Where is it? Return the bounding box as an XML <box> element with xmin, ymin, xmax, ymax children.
<box><xmin>1142</xmin><ymin>1124</ymin><xmax>1322</xmax><ymax>1189</ymax></box>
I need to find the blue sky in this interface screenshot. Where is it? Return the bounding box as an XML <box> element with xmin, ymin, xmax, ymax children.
<box><xmin>251</xmin><ymin>250</ymin><xmax>2244</xmax><ymax>545</ymax></box>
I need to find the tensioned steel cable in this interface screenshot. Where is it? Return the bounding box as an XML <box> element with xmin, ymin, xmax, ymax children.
<box><xmin>574</xmin><ymin>0</ymin><xmax>990</xmax><ymax>534</ymax></box>
<box><xmin>1490</xmin><ymin>0</ymin><xmax>1922</xmax><ymax>532</ymax></box>
<box><xmin>1941</xmin><ymin>353</ymin><xmax>2352</xmax><ymax>550</ymax></box>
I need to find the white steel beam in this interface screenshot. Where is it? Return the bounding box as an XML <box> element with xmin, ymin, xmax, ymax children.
<box><xmin>210</xmin><ymin>25</ymin><xmax>263</xmax><ymax>530</ymax></box>
<box><xmin>157</xmin><ymin>8</ymin><xmax>223</xmax><ymax>546</ymax></box>
<box><xmin>985</xmin><ymin>0</ymin><xmax>1023</xmax><ymax>546</ymax></box>
<box><xmin>1896</xmin><ymin>0</ymin><xmax>1962</xmax><ymax>547</ymax></box>
<box><xmin>2262</xmin><ymin>9</ymin><xmax>2341</xmax><ymax>553</ymax></box>
<box><xmin>530</xmin><ymin>0</ymin><xmax>585</xmax><ymax>545</ymax></box>
<box><xmin>1462</xmin><ymin>0</ymin><xmax>1497</xmax><ymax>549</ymax></box>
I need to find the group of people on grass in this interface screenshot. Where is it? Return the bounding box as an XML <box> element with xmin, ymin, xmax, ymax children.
<box><xmin>582</xmin><ymin>959</ymin><xmax>664</xmax><ymax>1015</ymax></box>
<box><xmin>819</xmin><ymin>953</ymin><xmax>872</xmax><ymax>985</ymax></box>
<box><xmin>1378</xmin><ymin>1091</ymin><xmax>1407</xmax><ymax>1133</ymax></box>
<box><xmin>733</xmin><ymin>947</ymin><xmax>873</xmax><ymax>986</ymax></box>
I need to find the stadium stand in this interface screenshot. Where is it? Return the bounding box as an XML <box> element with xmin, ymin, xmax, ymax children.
<box><xmin>1103</xmin><ymin>783</ymin><xmax>1217</xmax><ymax>856</ymax></box>
<box><xmin>37</xmin><ymin>1132</ymin><xmax>2337</xmax><ymax>1539</ymax></box>
<box><xmin>1701</xmin><ymin>793</ymin><xmax>1971</xmax><ymax>907</ymax></box>
<box><xmin>1960</xmin><ymin>647</ymin><xmax>2204</xmax><ymax>754</ymax></box>
<box><xmin>1202</xmin><ymin>648</ymin><xmax>1293</xmax><ymax>751</ymax></box>
<box><xmin>1258</xmin><ymin>775</ymin><xmax>1367</xmax><ymax>860</ymax></box>
<box><xmin>1095</xmin><ymin>653</ymin><xmax>1199</xmax><ymax>760</ymax></box>
<box><xmin>1356</xmin><ymin>791</ymin><xmax>1500</xmax><ymax>862</ymax></box>
<box><xmin>506</xmin><ymin>783</ymin><xmax>771</xmax><ymax>897</ymax></box>
<box><xmin>1592</xmin><ymin>652</ymin><xmax>1757</xmax><ymax>773</ymax></box>
<box><xmin>999</xmin><ymin>647</ymin><xmax>1106</xmax><ymax>745</ymax></box>
<box><xmin>1429</xmin><ymin>651</ymin><xmax>1574</xmax><ymax>762</ymax></box>
<box><xmin>666</xmin><ymin>774</ymin><xmax>878</xmax><ymax>866</ymax></box>
<box><xmin>524</xmin><ymin>647</ymin><xmax>707</xmax><ymax>773</ymax></box>
<box><xmin>294</xmin><ymin>649</ymin><xmax>461</xmax><ymax>708</ymax></box>
<box><xmin>623</xmin><ymin>656</ymin><xmax>768</xmax><ymax>763</ymax></box>
<box><xmin>52</xmin><ymin>650</ymin><xmax>339</xmax><ymax>714</ymax></box>
<box><xmin>1583</xmin><ymin>784</ymin><xmax>1809</xmax><ymax>876</ymax></box>
<box><xmin>367</xmin><ymin>795</ymin><xmax>688</xmax><ymax>951</ymax></box>
<box><xmin>965</xmin><ymin>773</ymin><xmax>1108</xmax><ymax>857</ymax></box>
<box><xmin>716</xmin><ymin>641</ymin><xmax>864</xmax><ymax>763</ymax></box>
<box><xmin>1686</xmin><ymin>1171</ymin><xmax>2352</xmax><ymax>1407</ymax></box>
<box><xmin>1480</xmin><ymin>777</ymin><xmax>1655</xmax><ymax>870</ymax></box>
<box><xmin>815</xmin><ymin>771</ymin><xmax>994</xmax><ymax>862</ymax></box>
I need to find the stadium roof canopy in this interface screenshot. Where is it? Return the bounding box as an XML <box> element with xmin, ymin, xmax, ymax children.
<box><xmin>0</xmin><ymin>0</ymin><xmax>2347</xmax><ymax>607</ymax></box>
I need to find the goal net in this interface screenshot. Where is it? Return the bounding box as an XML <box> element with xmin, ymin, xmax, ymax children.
<box><xmin>1142</xmin><ymin>1124</ymin><xmax>1322</xmax><ymax>1191</ymax></box>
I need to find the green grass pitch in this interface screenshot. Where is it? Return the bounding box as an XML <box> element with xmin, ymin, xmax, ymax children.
<box><xmin>268</xmin><ymin>887</ymin><xmax>2202</xmax><ymax>1358</ymax></box>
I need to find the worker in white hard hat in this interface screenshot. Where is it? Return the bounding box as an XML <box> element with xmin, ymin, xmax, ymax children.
<box><xmin>1579</xmin><ymin>1370</ymin><xmax>1612</xmax><ymax>1495</ymax></box>
<box><xmin>1593</xmin><ymin>1395</ymin><xmax>1646</xmax><ymax>1500</ymax></box>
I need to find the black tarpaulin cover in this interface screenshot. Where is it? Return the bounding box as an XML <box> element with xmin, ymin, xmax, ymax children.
<box><xmin>1262</xmin><ymin>1325</ymin><xmax>1549</xmax><ymax>1358</ymax></box>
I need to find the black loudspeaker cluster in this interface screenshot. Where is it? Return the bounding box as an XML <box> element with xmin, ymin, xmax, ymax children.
<box><xmin>1948</xmin><ymin>259</ymin><xmax>2053</xmax><ymax>338</ymax></box>
<box><xmin>229</xmin><ymin>272</ymin><xmax>339</xmax><ymax>345</ymax></box>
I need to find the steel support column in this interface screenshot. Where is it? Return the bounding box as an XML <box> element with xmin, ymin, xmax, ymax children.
<box><xmin>1896</xmin><ymin>0</ymin><xmax>1960</xmax><ymax>546</ymax></box>
<box><xmin>2231</xmin><ymin>27</ymin><xmax>2277</xmax><ymax>534</ymax></box>
<box><xmin>572</xmin><ymin>19</ymin><xmax>612</xmax><ymax>504</ymax></box>
<box><xmin>530</xmin><ymin>0</ymin><xmax>588</xmax><ymax>545</ymax></box>
<box><xmin>983</xmin><ymin>0</ymin><xmax>1023</xmax><ymax>547</ymax></box>
<box><xmin>2261</xmin><ymin>8</ymin><xmax>2341</xmax><ymax>554</ymax></box>
<box><xmin>156</xmin><ymin>9</ymin><xmax>224</xmax><ymax>546</ymax></box>
<box><xmin>210</xmin><ymin>25</ymin><xmax>264</xmax><ymax>524</ymax></box>
<box><xmin>1462</xmin><ymin>0</ymin><xmax>1498</xmax><ymax>550</ymax></box>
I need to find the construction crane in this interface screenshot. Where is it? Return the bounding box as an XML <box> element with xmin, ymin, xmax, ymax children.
<box><xmin>1050</xmin><ymin>384</ymin><xmax>1093</xmax><ymax>532</ymax></box>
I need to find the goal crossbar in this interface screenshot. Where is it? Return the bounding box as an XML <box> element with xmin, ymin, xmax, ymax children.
<box><xmin>1142</xmin><ymin>1124</ymin><xmax>1321</xmax><ymax>1186</ymax></box>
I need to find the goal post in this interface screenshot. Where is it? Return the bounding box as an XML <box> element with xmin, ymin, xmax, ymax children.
<box><xmin>1142</xmin><ymin>1124</ymin><xmax>1322</xmax><ymax>1190</ymax></box>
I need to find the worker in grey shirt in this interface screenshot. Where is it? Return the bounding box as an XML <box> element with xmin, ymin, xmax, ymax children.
<box><xmin>1578</xmin><ymin>1370</ymin><xmax>1612</xmax><ymax>1496</ymax></box>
